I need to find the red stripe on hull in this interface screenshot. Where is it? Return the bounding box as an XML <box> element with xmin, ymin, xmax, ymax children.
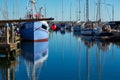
<box><xmin>21</xmin><ymin>38</ymin><xmax>48</xmax><ymax>42</ymax></box>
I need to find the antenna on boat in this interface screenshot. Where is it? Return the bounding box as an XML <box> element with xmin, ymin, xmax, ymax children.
<box><xmin>26</xmin><ymin>0</ymin><xmax>35</xmax><ymax>19</ymax></box>
<box><xmin>39</xmin><ymin>7</ymin><xmax>43</xmax><ymax>14</ymax></box>
<box><xmin>26</xmin><ymin>0</ymin><xmax>37</xmax><ymax>19</ymax></box>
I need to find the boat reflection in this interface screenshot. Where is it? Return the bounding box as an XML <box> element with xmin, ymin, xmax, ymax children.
<box><xmin>60</xmin><ymin>29</ymin><xmax>65</xmax><ymax>35</ymax></box>
<box><xmin>73</xmin><ymin>33</ymin><xmax>112</xmax><ymax>52</ymax></box>
<box><xmin>73</xmin><ymin>32</ymin><xmax>113</xmax><ymax>80</ymax></box>
<box><xmin>21</xmin><ymin>42</ymin><xmax>48</xmax><ymax>80</ymax></box>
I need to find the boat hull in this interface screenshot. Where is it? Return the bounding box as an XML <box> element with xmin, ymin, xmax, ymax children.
<box><xmin>81</xmin><ymin>29</ymin><xmax>93</xmax><ymax>36</ymax></box>
<box><xmin>20</xmin><ymin>21</ymin><xmax>49</xmax><ymax>42</ymax></box>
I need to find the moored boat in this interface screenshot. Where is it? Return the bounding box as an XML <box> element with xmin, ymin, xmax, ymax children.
<box><xmin>19</xmin><ymin>0</ymin><xmax>50</xmax><ymax>42</ymax></box>
<box><xmin>81</xmin><ymin>23</ymin><xmax>113</xmax><ymax>37</ymax></box>
<box><xmin>20</xmin><ymin>21</ymin><xmax>49</xmax><ymax>42</ymax></box>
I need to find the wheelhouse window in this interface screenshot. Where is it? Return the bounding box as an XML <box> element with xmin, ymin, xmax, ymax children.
<box><xmin>41</xmin><ymin>25</ymin><xmax>47</xmax><ymax>30</ymax></box>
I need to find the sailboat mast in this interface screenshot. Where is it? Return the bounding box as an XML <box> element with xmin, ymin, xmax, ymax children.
<box><xmin>98</xmin><ymin>0</ymin><xmax>101</xmax><ymax>21</ymax></box>
<box><xmin>76</xmin><ymin>0</ymin><xmax>78</xmax><ymax>20</ymax></box>
<box><xmin>78</xmin><ymin>0</ymin><xmax>80</xmax><ymax>20</ymax></box>
<box><xmin>62</xmin><ymin>0</ymin><xmax>64</xmax><ymax>21</ymax></box>
<box><xmin>44</xmin><ymin>0</ymin><xmax>46</xmax><ymax>17</ymax></box>
<box><xmin>4</xmin><ymin>0</ymin><xmax>8</xmax><ymax>19</ymax></box>
<box><xmin>86</xmin><ymin>0</ymin><xmax>89</xmax><ymax>21</ymax></box>
<box><xmin>13</xmin><ymin>0</ymin><xmax>15</xmax><ymax>19</ymax></box>
<box><xmin>76</xmin><ymin>0</ymin><xmax>80</xmax><ymax>21</ymax></box>
<box><xmin>16</xmin><ymin>0</ymin><xmax>19</xmax><ymax>18</ymax></box>
<box><xmin>70</xmin><ymin>2</ymin><xmax>72</xmax><ymax>21</ymax></box>
<box><xmin>96</xmin><ymin>0</ymin><xmax>101</xmax><ymax>21</ymax></box>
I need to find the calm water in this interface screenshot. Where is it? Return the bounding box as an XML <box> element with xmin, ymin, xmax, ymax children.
<box><xmin>0</xmin><ymin>31</ymin><xmax>120</xmax><ymax>80</ymax></box>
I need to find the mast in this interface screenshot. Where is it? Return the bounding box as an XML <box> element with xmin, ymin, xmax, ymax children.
<box><xmin>76</xmin><ymin>0</ymin><xmax>81</xmax><ymax>21</ymax></box>
<box><xmin>16</xmin><ymin>0</ymin><xmax>19</xmax><ymax>18</ymax></box>
<box><xmin>62</xmin><ymin>0</ymin><xmax>64</xmax><ymax>21</ymax></box>
<box><xmin>84</xmin><ymin>4</ymin><xmax>86</xmax><ymax>21</ymax></box>
<box><xmin>55</xmin><ymin>8</ymin><xmax>58</xmax><ymax>21</ymax></box>
<box><xmin>86</xmin><ymin>0</ymin><xmax>89</xmax><ymax>21</ymax></box>
<box><xmin>76</xmin><ymin>0</ymin><xmax>78</xmax><ymax>20</ymax></box>
<box><xmin>78</xmin><ymin>0</ymin><xmax>81</xmax><ymax>21</ymax></box>
<box><xmin>44</xmin><ymin>0</ymin><xmax>46</xmax><ymax>17</ymax></box>
<box><xmin>70</xmin><ymin>2</ymin><xmax>72</xmax><ymax>21</ymax></box>
<box><xmin>4</xmin><ymin>0</ymin><xmax>8</xmax><ymax>19</ymax></box>
<box><xmin>98</xmin><ymin>0</ymin><xmax>101</xmax><ymax>21</ymax></box>
<box><xmin>31</xmin><ymin>0</ymin><xmax>35</xmax><ymax>18</ymax></box>
<box><xmin>112</xmin><ymin>5</ymin><xmax>114</xmax><ymax>21</ymax></box>
<box><xmin>96</xmin><ymin>0</ymin><xmax>101</xmax><ymax>21</ymax></box>
<box><xmin>13</xmin><ymin>0</ymin><xmax>15</xmax><ymax>19</ymax></box>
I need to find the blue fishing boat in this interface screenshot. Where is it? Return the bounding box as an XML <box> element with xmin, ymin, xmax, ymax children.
<box><xmin>20</xmin><ymin>21</ymin><xmax>49</xmax><ymax>42</ymax></box>
<box><xmin>20</xmin><ymin>0</ymin><xmax>49</xmax><ymax>42</ymax></box>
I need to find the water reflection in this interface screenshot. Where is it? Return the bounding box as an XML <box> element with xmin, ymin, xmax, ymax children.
<box><xmin>73</xmin><ymin>31</ymin><xmax>120</xmax><ymax>80</ymax></box>
<box><xmin>1</xmin><ymin>31</ymin><xmax>120</xmax><ymax>80</ymax></box>
<box><xmin>21</xmin><ymin>42</ymin><xmax>48</xmax><ymax>80</ymax></box>
<box><xmin>60</xmin><ymin>28</ymin><xmax>65</xmax><ymax>35</ymax></box>
<box><xmin>0</xmin><ymin>50</ymin><xmax>19</xmax><ymax>80</ymax></box>
<box><xmin>73</xmin><ymin>31</ymin><xmax>111</xmax><ymax>52</ymax></box>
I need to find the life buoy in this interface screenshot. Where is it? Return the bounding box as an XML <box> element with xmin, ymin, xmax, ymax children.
<box><xmin>51</xmin><ymin>24</ymin><xmax>56</xmax><ymax>30</ymax></box>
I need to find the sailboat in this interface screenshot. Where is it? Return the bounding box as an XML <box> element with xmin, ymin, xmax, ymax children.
<box><xmin>81</xmin><ymin>0</ymin><xmax>113</xmax><ymax>37</ymax></box>
<box><xmin>19</xmin><ymin>0</ymin><xmax>50</xmax><ymax>42</ymax></box>
<box><xmin>73</xmin><ymin>0</ymin><xmax>81</xmax><ymax>32</ymax></box>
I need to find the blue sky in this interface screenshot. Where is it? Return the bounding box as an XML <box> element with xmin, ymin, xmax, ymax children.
<box><xmin>0</xmin><ymin>0</ymin><xmax>120</xmax><ymax>21</ymax></box>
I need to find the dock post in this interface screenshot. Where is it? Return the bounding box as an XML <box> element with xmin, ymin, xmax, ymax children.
<box><xmin>4</xmin><ymin>23</ymin><xmax>9</xmax><ymax>44</ymax></box>
<box><xmin>10</xmin><ymin>23</ymin><xmax>15</xmax><ymax>43</ymax></box>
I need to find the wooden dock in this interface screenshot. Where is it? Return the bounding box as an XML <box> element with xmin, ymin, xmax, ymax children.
<box><xmin>0</xmin><ymin>18</ymin><xmax>54</xmax><ymax>23</ymax></box>
<box><xmin>0</xmin><ymin>23</ymin><xmax>20</xmax><ymax>56</ymax></box>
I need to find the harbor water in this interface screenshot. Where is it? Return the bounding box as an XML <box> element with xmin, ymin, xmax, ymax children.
<box><xmin>0</xmin><ymin>31</ymin><xmax>120</xmax><ymax>80</ymax></box>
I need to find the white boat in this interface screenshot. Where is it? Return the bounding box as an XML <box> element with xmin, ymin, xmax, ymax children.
<box><xmin>19</xmin><ymin>0</ymin><xmax>50</xmax><ymax>42</ymax></box>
